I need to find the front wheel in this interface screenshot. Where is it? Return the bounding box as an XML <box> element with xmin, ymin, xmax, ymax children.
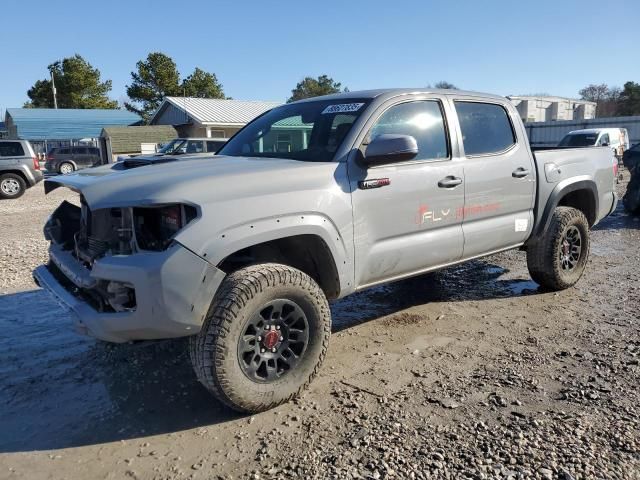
<box><xmin>190</xmin><ymin>263</ymin><xmax>331</xmax><ymax>413</ymax></box>
<box><xmin>526</xmin><ymin>206</ymin><xmax>590</xmax><ymax>290</ymax></box>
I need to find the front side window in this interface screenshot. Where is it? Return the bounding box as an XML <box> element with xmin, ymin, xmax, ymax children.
<box><xmin>367</xmin><ymin>101</ymin><xmax>449</xmax><ymax>161</ymax></box>
<box><xmin>598</xmin><ymin>134</ymin><xmax>610</xmax><ymax>146</ymax></box>
<box><xmin>0</xmin><ymin>142</ymin><xmax>25</xmax><ymax>157</ymax></box>
<box><xmin>218</xmin><ymin>99</ymin><xmax>372</xmax><ymax>162</ymax></box>
<box><xmin>455</xmin><ymin>102</ymin><xmax>516</xmax><ymax>155</ymax></box>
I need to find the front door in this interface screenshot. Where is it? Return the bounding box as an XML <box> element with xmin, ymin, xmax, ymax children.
<box><xmin>349</xmin><ymin>97</ymin><xmax>465</xmax><ymax>288</ymax></box>
<box><xmin>450</xmin><ymin>99</ymin><xmax>535</xmax><ymax>258</ymax></box>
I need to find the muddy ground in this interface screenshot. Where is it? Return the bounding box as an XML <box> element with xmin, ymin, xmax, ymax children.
<box><xmin>0</xmin><ymin>176</ymin><xmax>638</xmax><ymax>480</ymax></box>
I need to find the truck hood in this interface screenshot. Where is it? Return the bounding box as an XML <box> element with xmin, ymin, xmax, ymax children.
<box><xmin>45</xmin><ymin>155</ymin><xmax>340</xmax><ymax>210</ymax></box>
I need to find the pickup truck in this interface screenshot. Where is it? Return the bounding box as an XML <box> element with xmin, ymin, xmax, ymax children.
<box><xmin>33</xmin><ymin>88</ymin><xmax>618</xmax><ymax>413</ymax></box>
<box><xmin>0</xmin><ymin>139</ymin><xmax>43</xmax><ymax>199</ymax></box>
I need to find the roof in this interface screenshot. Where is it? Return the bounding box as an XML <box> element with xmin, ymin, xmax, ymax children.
<box><xmin>101</xmin><ymin>125</ymin><xmax>178</xmax><ymax>154</ymax></box>
<box><xmin>5</xmin><ymin>108</ymin><xmax>141</xmax><ymax>140</ymax></box>
<box><xmin>150</xmin><ymin>97</ymin><xmax>282</xmax><ymax>126</ymax></box>
<box><xmin>567</xmin><ymin>128</ymin><xmax>623</xmax><ymax>134</ymax></box>
<box><xmin>507</xmin><ymin>95</ymin><xmax>596</xmax><ymax>105</ymax></box>
<box><xmin>292</xmin><ymin>88</ymin><xmax>506</xmax><ymax>104</ymax></box>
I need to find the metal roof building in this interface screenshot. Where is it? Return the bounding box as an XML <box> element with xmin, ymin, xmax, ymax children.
<box><xmin>4</xmin><ymin>108</ymin><xmax>141</xmax><ymax>141</ymax></box>
<box><xmin>149</xmin><ymin>97</ymin><xmax>281</xmax><ymax>139</ymax></box>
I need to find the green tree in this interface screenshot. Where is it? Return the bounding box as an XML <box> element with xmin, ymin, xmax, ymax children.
<box><xmin>126</xmin><ymin>53</ymin><xmax>226</xmax><ymax>121</ymax></box>
<box><xmin>287</xmin><ymin>75</ymin><xmax>346</xmax><ymax>103</ymax></box>
<box><xmin>432</xmin><ymin>81</ymin><xmax>458</xmax><ymax>89</ymax></box>
<box><xmin>25</xmin><ymin>54</ymin><xmax>118</xmax><ymax>109</ymax></box>
<box><xmin>182</xmin><ymin>68</ymin><xmax>225</xmax><ymax>99</ymax></box>
<box><xmin>618</xmin><ymin>81</ymin><xmax>640</xmax><ymax>116</ymax></box>
<box><xmin>125</xmin><ymin>52</ymin><xmax>182</xmax><ymax>120</ymax></box>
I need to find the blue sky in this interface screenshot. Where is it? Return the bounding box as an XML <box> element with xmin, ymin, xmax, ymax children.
<box><xmin>1</xmin><ymin>0</ymin><xmax>638</xmax><ymax>113</ymax></box>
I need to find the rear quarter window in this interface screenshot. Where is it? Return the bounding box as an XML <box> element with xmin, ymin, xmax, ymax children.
<box><xmin>454</xmin><ymin>101</ymin><xmax>516</xmax><ymax>156</ymax></box>
<box><xmin>0</xmin><ymin>142</ymin><xmax>25</xmax><ymax>157</ymax></box>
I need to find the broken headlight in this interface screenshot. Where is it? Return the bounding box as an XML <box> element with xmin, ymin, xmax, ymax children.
<box><xmin>133</xmin><ymin>204</ymin><xmax>198</xmax><ymax>251</ymax></box>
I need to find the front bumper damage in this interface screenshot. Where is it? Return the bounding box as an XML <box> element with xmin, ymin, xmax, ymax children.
<box><xmin>34</xmin><ymin>242</ymin><xmax>225</xmax><ymax>343</ymax></box>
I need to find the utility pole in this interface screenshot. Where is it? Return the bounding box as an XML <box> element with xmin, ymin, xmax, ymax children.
<box><xmin>50</xmin><ymin>68</ymin><xmax>58</xmax><ymax>109</ymax></box>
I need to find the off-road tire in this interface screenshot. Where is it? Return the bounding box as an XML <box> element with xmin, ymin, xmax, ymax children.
<box><xmin>0</xmin><ymin>173</ymin><xmax>26</xmax><ymax>199</ymax></box>
<box><xmin>526</xmin><ymin>206</ymin><xmax>590</xmax><ymax>290</ymax></box>
<box><xmin>189</xmin><ymin>263</ymin><xmax>331</xmax><ymax>413</ymax></box>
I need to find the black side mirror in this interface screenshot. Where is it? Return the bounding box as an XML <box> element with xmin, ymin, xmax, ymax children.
<box><xmin>600</xmin><ymin>142</ymin><xmax>609</xmax><ymax>147</ymax></box>
<box><xmin>362</xmin><ymin>134</ymin><xmax>418</xmax><ymax>166</ymax></box>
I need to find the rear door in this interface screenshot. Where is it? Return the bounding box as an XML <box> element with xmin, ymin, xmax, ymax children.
<box><xmin>349</xmin><ymin>96</ymin><xmax>465</xmax><ymax>288</ymax></box>
<box><xmin>449</xmin><ymin>98</ymin><xmax>535</xmax><ymax>258</ymax></box>
<box><xmin>72</xmin><ymin>147</ymin><xmax>91</xmax><ymax>168</ymax></box>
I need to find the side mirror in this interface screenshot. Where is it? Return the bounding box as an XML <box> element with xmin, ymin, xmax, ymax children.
<box><xmin>601</xmin><ymin>142</ymin><xmax>609</xmax><ymax>147</ymax></box>
<box><xmin>362</xmin><ymin>134</ymin><xmax>418</xmax><ymax>166</ymax></box>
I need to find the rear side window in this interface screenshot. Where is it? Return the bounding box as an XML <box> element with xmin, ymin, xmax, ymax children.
<box><xmin>73</xmin><ymin>147</ymin><xmax>88</xmax><ymax>154</ymax></box>
<box><xmin>454</xmin><ymin>102</ymin><xmax>516</xmax><ymax>155</ymax></box>
<box><xmin>59</xmin><ymin>148</ymin><xmax>70</xmax><ymax>155</ymax></box>
<box><xmin>0</xmin><ymin>142</ymin><xmax>25</xmax><ymax>157</ymax></box>
<box><xmin>368</xmin><ymin>100</ymin><xmax>449</xmax><ymax>161</ymax></box>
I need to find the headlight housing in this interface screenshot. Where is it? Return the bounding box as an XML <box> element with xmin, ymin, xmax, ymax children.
<box><xmin>133</xmin><ymin>204</ymin><xmax>198</xmax><ymax>251</ymax></box>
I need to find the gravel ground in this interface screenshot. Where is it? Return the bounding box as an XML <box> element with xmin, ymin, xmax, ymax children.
<box><xmin>0</xmin><ymin>178</ymin><xmax>638</xmax><ymax>480</ymax></box>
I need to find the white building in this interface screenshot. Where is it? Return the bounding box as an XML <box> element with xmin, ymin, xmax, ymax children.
<box><xmin>149</xmin><ymin>97</ymin><xmax>282</xmax><ymax>139</ymax></box>
<box><xmin>507</xmin><ymin>96</ymin><xmax>596</xmax><ymax>123</ymax></box>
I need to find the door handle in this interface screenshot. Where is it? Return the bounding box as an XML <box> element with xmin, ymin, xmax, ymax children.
<box><xmin>438</xmin><ymin>176</ymin><xmax>463</xmax><ymax>188</ymax></box>
<box><xmin>512</xmin><ymin>167</ymin><xmax>531</xmax><ymax>178</ymax></box>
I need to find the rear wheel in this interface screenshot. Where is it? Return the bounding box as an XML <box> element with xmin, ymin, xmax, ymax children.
<box><xmin>0</xmin><ymin>173</ymin><xmax>26</xmax><ymax>199</ymax></box>
<box><xmin>526</xmin><ymin>206</ymin><xmax>590</xmax><ymax>290</ymax></box>
<box><xmin>190</xmin><ymin>263</ymin><xmax>331</xmax><ymax>413</ymax></box>
<box><xmin>59</xmin><ymin>162</ymin><xmax>74</xmax><ymax>175</ymax></box>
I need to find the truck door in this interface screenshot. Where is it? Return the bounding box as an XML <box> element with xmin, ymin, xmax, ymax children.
<box><xmin>349</xmin><ymin>97</ymin><xmax>465</xmax><ymax>288</ymax></box>
<box><xmin>450</xmin><ymin>99</ymin><xmax>535</xmax><ymax>258</ymax></box>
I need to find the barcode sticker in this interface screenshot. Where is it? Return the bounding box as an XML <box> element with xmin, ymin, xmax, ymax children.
<box><xmin>321</xmin><ymin>103</ymin><xmax>364</xmax><ymax>114</ymax></box>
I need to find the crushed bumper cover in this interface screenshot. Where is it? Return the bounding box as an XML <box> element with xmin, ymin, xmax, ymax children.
<box><xmin>33</xmin><ymin>243</ymin><xmax>225</xmax><ymax>343</ymax></box>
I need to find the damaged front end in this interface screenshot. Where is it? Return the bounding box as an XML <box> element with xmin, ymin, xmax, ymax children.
<box><xmin>43</xmin><ymin>196</ymin><xmax>198</xmax><ymax>313</ymax></box>
<box><xmin>34</xmin><ymin>186</ymin><xmax>225</xmax><ymax>344</ymax></box>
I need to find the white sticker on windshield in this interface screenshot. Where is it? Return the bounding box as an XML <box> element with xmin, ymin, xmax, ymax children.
<box><xmin>322</xmin><ymin>103</ymin><xmax>365</xmax><ymax>114</ymax></box>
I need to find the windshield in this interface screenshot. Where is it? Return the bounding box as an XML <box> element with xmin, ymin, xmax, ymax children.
<box><xmin>218</xmin><ymin>99</ymin><xmax>372</xmax><ymax>161</ymax></box>
<box><xmin>558</xmin><ymin>133</ymin><xmax>598</xmax><ymax>147</ymax></box>
<box><xmin>158</xmin><ymin>139</ymin><xmax>187</xmax><ymax>154</ymax></box>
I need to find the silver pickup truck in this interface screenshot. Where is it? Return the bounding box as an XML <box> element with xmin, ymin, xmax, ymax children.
<box><xmin>34</xmin><ymin>88</ymin><xmax>617</xmax><ymax>413</ymax></box>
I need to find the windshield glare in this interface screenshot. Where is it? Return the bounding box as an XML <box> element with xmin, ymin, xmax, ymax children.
<box><xmin>559</xmin><ymin>133</ymin><xmax>598</xmax><ymax>147</ymax></box>
<box><xmin>218</xmin><ymin>99</ymin><xmax>371</xmax><ymax>161</ymax></box>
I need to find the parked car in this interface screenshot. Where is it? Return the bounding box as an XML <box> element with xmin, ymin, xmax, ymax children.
<box><xmin>35</xmin><ymin>88</ymin><xmax>618</xmax><ymax>413</ymax></box>
<box><xmin>623</xmin><ymin>143</ymin><xmax>640</xmax><ymax>214</ymax></box>
<box><xmin>558</xmin><ymin>128</ymin><xmax>630</xmax><ymax>158</ymax></box>
<box><xmin>155</xmin><ymin>137</ymin><xmax>227</xmax><ymax>155</ymax></box>
<box><xmin>622</xmin><ymin>142</ymin><xmax>640</xmax><ymax>170</ymax></box>
<box><xmin>45</xmin><ymin>146</ymin><xmax>101</xmax><ymax>174</ymax></box>
<box><xmin>117</xmin><ymin>137</ymin><xmax>228</xmax><ymax>163</ymax></box>
<box><xmin>0</xmin><ymin>139</ymin><xmax>43</xmax><ymax>199</ymax></box>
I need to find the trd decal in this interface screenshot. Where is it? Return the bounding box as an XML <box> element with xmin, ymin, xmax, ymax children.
<box><xmin>358</xmin><ymin>178</ymin><xmax>391</xmax><ymax>189</ymax></box>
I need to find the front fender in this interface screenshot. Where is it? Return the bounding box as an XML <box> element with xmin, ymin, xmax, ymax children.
<box><xmin>190</xmin><ymin>213</ymin><xmax>354</xmax><ymax>297</ymax></box>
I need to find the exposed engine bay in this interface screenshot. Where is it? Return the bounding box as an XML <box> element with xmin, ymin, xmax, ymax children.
<box><xmin>44</xmin><ymin>194</ymin><xmax>197</xmax><ymax>313</ymax></box>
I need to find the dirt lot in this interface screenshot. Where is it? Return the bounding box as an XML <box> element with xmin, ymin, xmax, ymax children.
<box><xmin>0</xmin><ymin>178</ymin><xmax>639</xmax><ymax>480</ymax></box>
